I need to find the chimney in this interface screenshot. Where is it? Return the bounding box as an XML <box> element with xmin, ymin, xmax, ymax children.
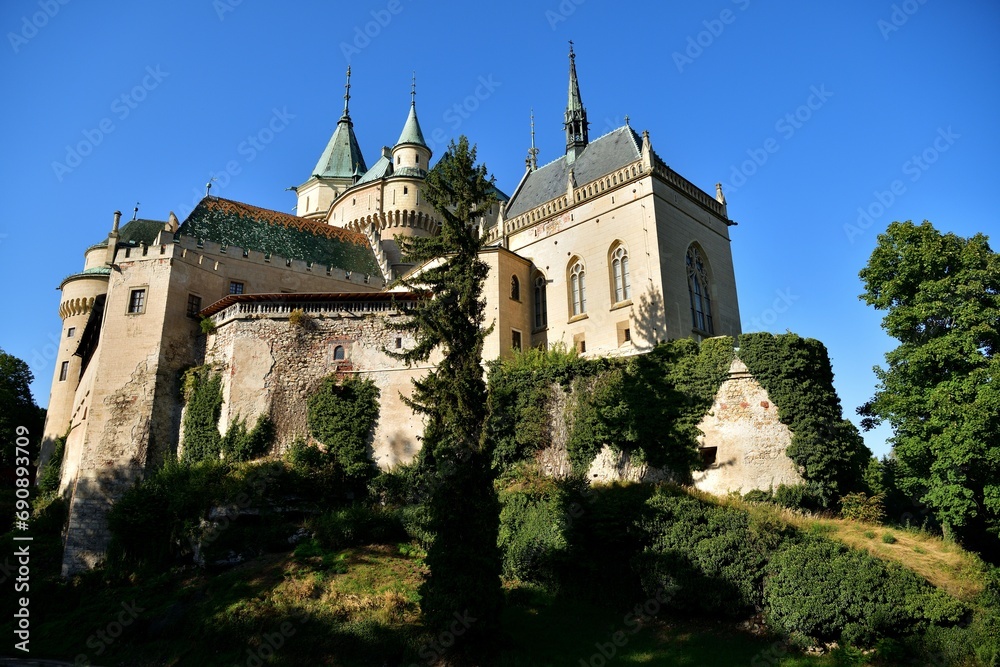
<box><xmin>112</xmin><ymin>210</ymin><xmax>121</xmax><ymax>233</ymax></box>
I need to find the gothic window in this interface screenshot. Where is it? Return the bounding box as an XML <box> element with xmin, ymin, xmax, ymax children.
<box><xmin>569</xmin><ymin>260</ymin><xmax>586</xmax><ymax>316</ymax></box>
<box><xmin>510</xmin><ymin>275</ymin><xmax>520</xmax><ymax>301</ymax></box>
<box><xmin>333</xmin><ymin>345</ymin><xmax>345</xmax><ymax>360</ymax></box>
<box><xmin>610</xmin><ymin>244</ymin><xmax>631</xmax><ymax>303</ymax></box>
<box><xmin>534</xmin><ymin>274</ymin><xmax>548</xmax><ymax>330</ymax></box>
<box><xmin>687</xmin><ymin>245</ymin><xmax>714</xmax><ymax>334</ymax></box>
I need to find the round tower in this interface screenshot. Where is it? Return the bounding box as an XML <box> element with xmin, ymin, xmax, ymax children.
<box><xmin>40</xmin><ymin>213</ymin><xmax>115</xmax><ymax>475</ymax></box>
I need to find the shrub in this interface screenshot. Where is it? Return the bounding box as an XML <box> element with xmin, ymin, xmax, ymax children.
<box><xmin>181</xmin><ymin>366</ymin><xmax>223</xmax><ymax>463</ymax></box>
<box><xmin>840</xmin><ymin>492</ymin><xmax>886</xmax><ymax>524</ymax></box>
<box><xmin>763</xmin><ymin>537</ymin><xmax>963</xmax><ymax>646</ymax></box>
<box><xmin>288</xmin><ymin>308</ymin><xmax>311</xmax><ymax>328</ymax></box>
<box><xmin>36</xmin><ymin>433</ymin><xmax>66</xmax><ymax>495</ymax></box>
<box><xmin>199</xmin><ymin>317</ymin><xmax>216</xmax><ymax>335</ymax></box>
<box><xmin>497</xmin><ymin>471</ymin><xmax>570</xmax><ymax>586</ymax></box>
<box><xmin>882</xmin><ymin>532</ymin><xmax>897</xmax><ymax>544</ymax></box>
<box><xmin>773</xmin><ymin>483</ymin><xmax>823</xmax><ymax>512</ymax></box>
<box><xmin>308</xmin><ymin>504</ymin><xmax>406</xmax><ymax>549</ymax></box>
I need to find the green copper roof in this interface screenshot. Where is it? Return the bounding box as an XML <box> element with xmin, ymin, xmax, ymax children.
<box><xmin>313</xmin><ymin>116</ymin><xmax>367</xmax><ymax>179</ymax></box>
<box><xmin>59</xmin><ymin>266</ymin><xmax>111</xmax><ymax>289</ymax></box>
<box><xmin>395</xmin><ymin>104</ymin><xmax>427</xmax><ymax>149</ymax></box>
<box><xmin>178</xmin><ymin>197</ymin><xmax>380</xmax><ymax>276</ymax></box>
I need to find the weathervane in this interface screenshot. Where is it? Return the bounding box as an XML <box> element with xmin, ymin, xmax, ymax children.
<box><xmin>132</xmin><ymin>202</ymin><xmax>139</xmax><ymax>220</ymax></box>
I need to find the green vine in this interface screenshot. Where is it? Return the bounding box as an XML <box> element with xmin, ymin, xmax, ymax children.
<box><xmin>736</xmin><ymin>332</ymin><xmax>871</xmax><ymax>505</ymax></box>
<box><xmin>180</xmin><ymin>366</ymin><xmax>223</xmax><ymax>463</ymax></box>
<box><xmin>307</xmin><ymin>375</ymin><xmax>380</xmax><ymax>480</ymax></box>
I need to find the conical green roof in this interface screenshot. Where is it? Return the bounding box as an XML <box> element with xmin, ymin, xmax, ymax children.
<box><xmin>313</xmin><ymin>115</ymin><xmax>367</xmax><ymax>179</ymax></box>
<box><xmin>395</xmin><ymin>103</ymin><xmax>427</xmax><ymax>148</ymax></box>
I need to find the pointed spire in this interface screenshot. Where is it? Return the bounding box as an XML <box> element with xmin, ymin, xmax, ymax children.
<box><xmin>395</xmin><ymin>74</ymin><xmax>428</xmax><ymax>149</ymax></box>
<box><xmin>564</xmin><ymin>41</ymin><xmax>589</xmax><ymax>163</ymax></box>
<box><xmin>342</xmin><ymin>65</ymin><xmax>352</xmax><ymax>120</ymax></box>
<box><xmin>527</xmin><ymin>108</ymin><xmax>539</xmax><ymax>171</ymax></box>
<box><xmin>312</xmin><ymin>66</ymin><xmax>368</xmax><ymax>178</ymax></box>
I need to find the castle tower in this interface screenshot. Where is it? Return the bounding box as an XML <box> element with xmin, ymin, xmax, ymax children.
<box><xmin>390</xmin><ymin>75</ymin><xmax>432</xmax><ymax>179</ymax></box>
<box><xmin>297</xmin><ymin>67</ymin><xmax>368</xmax><ymax>219</ymax></box>
<box><xmin>38</xmin><ymin>212</ymin><xmax>116</xmax><ymax>483</ymax></box>
<box><xmin>564</xmin><ymin>42</ymin><xmax>589</xmax><ymax>164</ymax></box>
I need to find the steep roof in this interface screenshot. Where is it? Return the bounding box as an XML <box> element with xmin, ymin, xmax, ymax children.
<box><xmin>312</xmin><ymin>117</ymin><xmax>367</xmax><ymax>179</ymax></box>
<box><xmin>504</xmin><ymin>125</ymin><xmax>642</xmax><ymax>218</ymax></box>
<box><xmin>395</xmin><ymin>103</ymin><xmax>427</xmax><ymax>148</ymax></box>
<box><xmin>178</xmin><ymin>197</ymin><xmax>380</xmax><ymax>275</ymax></box>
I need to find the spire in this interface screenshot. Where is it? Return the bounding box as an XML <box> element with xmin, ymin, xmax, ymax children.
<box><xmin>395</xmin><ymin>74</ymin><xmax>428</xmax><ymax>149</ymax></box>
<box><xmin>312</xmin><ymin>66</ymin><xmax>368</xmax><ymax>179</ymax></box>
<box><xmin>526</xmin><ymin>108</ymin><xmax>539</xmax><ymax>171</ymax></box>
<box><xmin>564</xmin><ymin>41</ymin><xmax>589</xmax><ymax>163</ymax></box>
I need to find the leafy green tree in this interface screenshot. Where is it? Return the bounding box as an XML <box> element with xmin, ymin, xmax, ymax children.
<box><xmin>0</xmin><ymin>348</ymin><xmax>44</xmax><ymax>468</ymax></box>
<box><xmin>859</xmin><ymin>220</ymin><xmax>999</xmax><ymax>550</ymax></box>
<box><xmin>391</xmin><ymin>136</ymin><xmax>503</xmax><ymax>658</ymax></box>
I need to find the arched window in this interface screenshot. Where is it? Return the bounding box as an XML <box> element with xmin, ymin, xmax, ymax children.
<box><xmin>510</xmin><ymin>275</ymin><xmax>520</xmax><ymax>301</ymax></box>
<box><xmin>333</xmin><ymin>345</ymin><xmax>345</xmax><ymax>360</ymax></box>
<box><xmin>569</xmin><ymin>260</ymin><xmax>586</xmax><ymax>316</ymax></box>
<box><xmin>687</xmin><ymin>245</ymin><xmax>714</xmax><ymax>334</ymax></box>
<box><xmin>534</xmin><ymin>274</ymin><xmax>548</xmax><ymax>330</ymax></box>
<box><xmin>610</xmin><ymin>244</ymin><xmax>631</xmax><ymax>303</ymax></box>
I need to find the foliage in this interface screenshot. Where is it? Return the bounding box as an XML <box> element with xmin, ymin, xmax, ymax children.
<box><xmin>389</xmin><ymin>136</ymin><xmax>503</xmax><ymax>654</ymax></box>
<box><xmin>288</xmin><ymin>308</ymin><xmax>311</xmax><ymax>328</ymax></box>
<box><xmin>0</xmin><ymin>348</ymin><xmax>43</xmax><ymax>467</ymax></box>
<box><xmin>307</xmin><ymin>375</ymin><xmax>380</xmax><ymax>480</ymax></box>
<box><xmin>180</xmin><ymin>366</ymin><xmax>223</xmax><ymax>463</ymax></box>
<box><xmin>763</xmin><ymin>537</ymin><xmax>965</xmax><ymax>646</ymax></box>
<box><xmin>36</xmin><ymin>432</ymin><xmax>66</xmax><ymax>495</ymax></box>
<box><xmin>635</xmin><ymin>487</ymin><xmax>795</xmax><ymax>615</ymax></box>
<box><xmin>858</xmin><ymin>220</ymin><xmax>1000</xmax><ymax>551</ymax></box>
<box><xmin>737</xmin><ymin>332</ymin><xmax>871</xmax><ymax>506</ymax></box>
<box><xmin>484</xmin><ymin>343</ymin><xmax>590</xmax><ymax>470</ymax></box>
<box><xmin>220</xmin><ymin>413</ymin><xmax>274</xmax><ymax>462</ymax></box>
<box><xmin>199</xmin><ymin>317</ymin><xmax>216</xmax><ymax>335</ymax></box>
<box><xmin>564</xmin><ymin>338</ymin><xmax>732</xmax><ymax>477</ymax></box>
<box><xmin>496</xmin><ymin>467</ymin><xmax>571</xmax><ymax>586</ymax></box>
<box><xmin>840</xmin><ymin>492</ymin><xmax>886</xmax><ymax>524</ymax></box>
<box><xmin>307</xmin><ymin>503</ymin><xmax>407</xmax><ymax>550</ymax></box>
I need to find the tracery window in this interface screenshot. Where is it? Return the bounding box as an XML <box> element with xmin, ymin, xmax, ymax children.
<box><xmin>569</xmin><ymin>260</ymin><xmax>586</xmax><ymax>316</ymax></box>
<box><xmin>687</xmin><ymin>245</ymin><xmax>713</xmax><ymax>334</ymax></box>
<box><xmin>611</xmin><ymin>245</ymin><xmax>631</xmax><ymax>303</ymax></box>
<box><xmin>534</xmin><ymin>274</ymin><xmax>548</xmax><ymax>329</ymax></box>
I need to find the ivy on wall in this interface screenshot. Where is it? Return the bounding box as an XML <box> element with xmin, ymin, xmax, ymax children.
<box><xmin>307</xmin><ymin>375</ymin><xmax>380</xmax><ymax>480</ymax></box>
<box><xmin>736</xmin><ymin>332</ymin><xmax>871</xmax><ymax>505</ymax></box>
<box><xmin>180</xmin><ymin>366</ymin><xmax>223</xmax><ymax>463</ymax></box>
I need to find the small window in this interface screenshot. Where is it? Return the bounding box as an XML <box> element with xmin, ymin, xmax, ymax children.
<box><xmin>229</xmin><ymin>281</ymin><xmax>244</xmax><ymax>295</ymax></box>
<box><xmin>573</xmin><ymin>333</ymin><xmax>586</xmax><ymax>354</ymax></box>
<box><xmin>700</xmin><ymin>447</ymin><xmax>718</xmax><ymax>468</ymax></box>
<box><xmin>59</xmin><ymin>361</ymin><xmax>69</xmax><ymax>382</ymax></box>
<box><xmin>510</xmin><ymin>275</ymin><xmax>520</xmax><ymax>301</ymax></box>
<box><xmin>187</xmin><ymin>294</ymin><xmax>202</xmax><ymax>318</ymax></box>
<box><xmin>511</xmin><ymin>330</ymin><xmax>522</xmax><ymax>352</ymax></box>
<box><xmin>128</xmin><ymin>288</ymin><xmax>146</xmax><ymax>314</ymax></box>
<box><xmin>403</xmin><ymin>186</ymin><xmax>408</xmax><ymax>195</ymax></box>
<box><xmin>333</xmin><ymin>345</ymin><xmax>345</xmax><ymax>360</ymax></box>
<box><xmin>397</xmin><ymin>156</ymin><xmax>401</xmax><ymax>165</ymax></box>
<box><xmin>617</xmin><ymin>320</ymin><xmax>632</xmax><ymax>347</ymax></box>
<box><xmin>395</xmin><ymin>337</ymin><xmax>403</xmax><ymax>349</ymax></box>
<box><xmin>67</xmin><ymin>327</ymin><xmax>76</xmax><ymax>338</ymax></box>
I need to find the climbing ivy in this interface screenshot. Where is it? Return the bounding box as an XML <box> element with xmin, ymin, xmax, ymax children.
<box><xmin>180</xmin><ymin>366</ymin><xmax>223</xmax><ymax>463</ymax></box>
<box><xmin>220</xmin><ymin>413</ymin><xmax>275</xmax><ymax>463</ymax></box>
<box><xmin>307</xmin><ymin>375</ymin><xmax>380</xmax><ymax>481</ymax></box>
<box><xmin>736</xmin><ymin>332</ymin><xmax>871</xmax><ymax>506</ymax></box>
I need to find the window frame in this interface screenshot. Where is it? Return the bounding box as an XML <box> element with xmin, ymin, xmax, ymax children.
<box><xmin>127</xmin><ymin>287</ymin><xmax>147</xmax><ymax>315</ymax></box>
<box><xmin>569</xmin><ymin>259</ymin><xmax>587</xmax><ymax>318</ymax></box>
<box><xmin>229</xmin><ymin>281</ymin><xmax>245</xmax><ymax>296</ymax></box>
<box><xmin>686</xmin><ymin>245</ymin><xmax>714</xmax><ymax>335</ymax></box>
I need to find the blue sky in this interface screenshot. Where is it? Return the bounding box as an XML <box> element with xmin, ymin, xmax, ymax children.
<box><xmin>2</xmin><ymin>0</ymin><xmax>997</xmax><ymax>458</ymax></box>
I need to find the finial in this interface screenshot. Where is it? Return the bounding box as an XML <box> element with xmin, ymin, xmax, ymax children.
<box><xmin>206</xmin><ymin>178</ymin><xmax>216</xmax><ymax>197</ymax></box>
<box><xmin>569</xmin><ymin>39</ymin><xmax>574</xmax><ymax>58</ymax></box>
<box><xmin>625</xmin><ymin>114</ymin><xmax>630</xmax><ymax>127</ymax></box>
<box><xmin>343</xmin><ymin>65</ymin><xmax>352</xmax><ymax>116</ymax></box>
<box><xmin>410</xmin><ymin>72</ymin><xmax>416</xmax><ymax>106</ymax></box>
<box><xmin>715</xmin><ymin>182</ymin><xmax>727</xmax><ymax>206</ymax></box>
<box><xmin>132</xmin><ymin>202</ymin><xmax>139</xmax><ymax>220</ymax></box>
<box><xmin>527</xmin><ymin>108</ymin><xmax>539</xmax><ymax>171</ymax></box>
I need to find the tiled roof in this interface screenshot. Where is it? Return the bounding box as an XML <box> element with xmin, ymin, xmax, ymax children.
<box><xmin>356</xmin><ymin>155</ymin><xmax>392</xmax><ymax>185</ymax></box>
<box><xmin>504</xmin><ymin>126</ymin><xmax>642</xmax><ymax>218</ymax></box>
<box><xmin>58</xmin><ymin>266</ymin><xmax>111</xmax><ymax>289</ymax></box>
<box><xmin>177</xmin><ymin>197</ymin><xmax>380</xmax><ymax>275</ymax></box>
<box><xmin>312</xmin><ymin>117</ymin><xmax>368</xmax><ymax>179</ymax></box>
<box><xmin>395</xmin><ymin>104</ymin><xmax>427</xmax><ymax>148</ymax></box>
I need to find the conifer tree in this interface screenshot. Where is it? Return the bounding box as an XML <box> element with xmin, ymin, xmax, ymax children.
<box><xmin>391</xmin><ymin>136</ymin><xmax>503</xmax><ymax>659</ymax></box>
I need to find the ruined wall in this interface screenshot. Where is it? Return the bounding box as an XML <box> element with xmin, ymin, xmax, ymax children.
<box><xmin>691</xmin><ymin>358</ymin><xmax>803</xmax><ymax>495</ymax></box>
<box><xmin>204</xmin><ymin>303</ymin><xmax>430</xmax><ymax>468</ymax></box>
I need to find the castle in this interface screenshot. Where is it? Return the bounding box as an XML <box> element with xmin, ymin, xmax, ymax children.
<box><xmin>40</xmin><ymin>48</ymin><xmax>797</xmax><ymax>576</ymax></box>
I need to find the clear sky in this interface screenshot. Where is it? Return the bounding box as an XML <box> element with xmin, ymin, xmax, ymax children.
<box><xmin>2</xmin><ymin>0</ymin><xmax>997</xmax><ymax>458</ymax></box>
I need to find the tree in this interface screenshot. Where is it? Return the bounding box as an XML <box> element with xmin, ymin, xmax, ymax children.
<box><xmin>0</xmin><ymin>348</ymin><xmax>44</xmax><ymax>468</ymax></box>
<box><xmin>858</xmin><ymin>220</ymin><xmax>999</xmax><ymax>550</ymax></box>
<box><xmin>390</xmin><ymin>136</ymin><xmax>503</xmax><ymax>660</ymax></box>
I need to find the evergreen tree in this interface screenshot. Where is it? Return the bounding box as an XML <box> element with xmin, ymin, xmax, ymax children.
<box><xmin>0</xmin><ymin>348</ymin><xmax>44</xmax><ymax>468</ymax></box>
<box><xmin>859</xmin><ymin>220</ymin><xmax>999</xmax><ymax>551</ymax></box>
<box><xmin>391</xmin><ymin>136</ymin><xmax>503</xmax><ymax>660</ymax></box>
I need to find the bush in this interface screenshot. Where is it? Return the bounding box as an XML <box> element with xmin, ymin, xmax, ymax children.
<box><xmin>882</xmin><ymin>532</ymin><xmax>897</xmax><ymax>544</ymax></box>
<box><xmin>36</xmin><ymin>433</ymin><xmax>66</xmax><ymax>495</ymax></box>
<box><xmin>220</xmin><ymin>414</ymin><xmax>274</xmax><ymax>462</ymax></box>
<box><xmin>288</xmin><ymin>309</ymin><xmax>312</xmax><ymax>328</ymax></box>
<box><xmin>763</xmin><ymin>537</ymin><xmax>963</xmax><ymax>646</ymax></box>
<box><xmin>181</xmin><ymin>366</ymin><xmax>223</xmax><ymax>463</ymax></box>
<box><xmin>308</xmin><ymin>504</ymin><xmax>406</xmax><ymax>549</ymax></box>
<box><xmin>840</xmin><ymin>492</ymin><xmax>886</xmax><ymax>524</ymax></box>
<box><xmin>497</xmin><ymin>470</ymin><xmax>570</xmax><ymax>586</ymax></box>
